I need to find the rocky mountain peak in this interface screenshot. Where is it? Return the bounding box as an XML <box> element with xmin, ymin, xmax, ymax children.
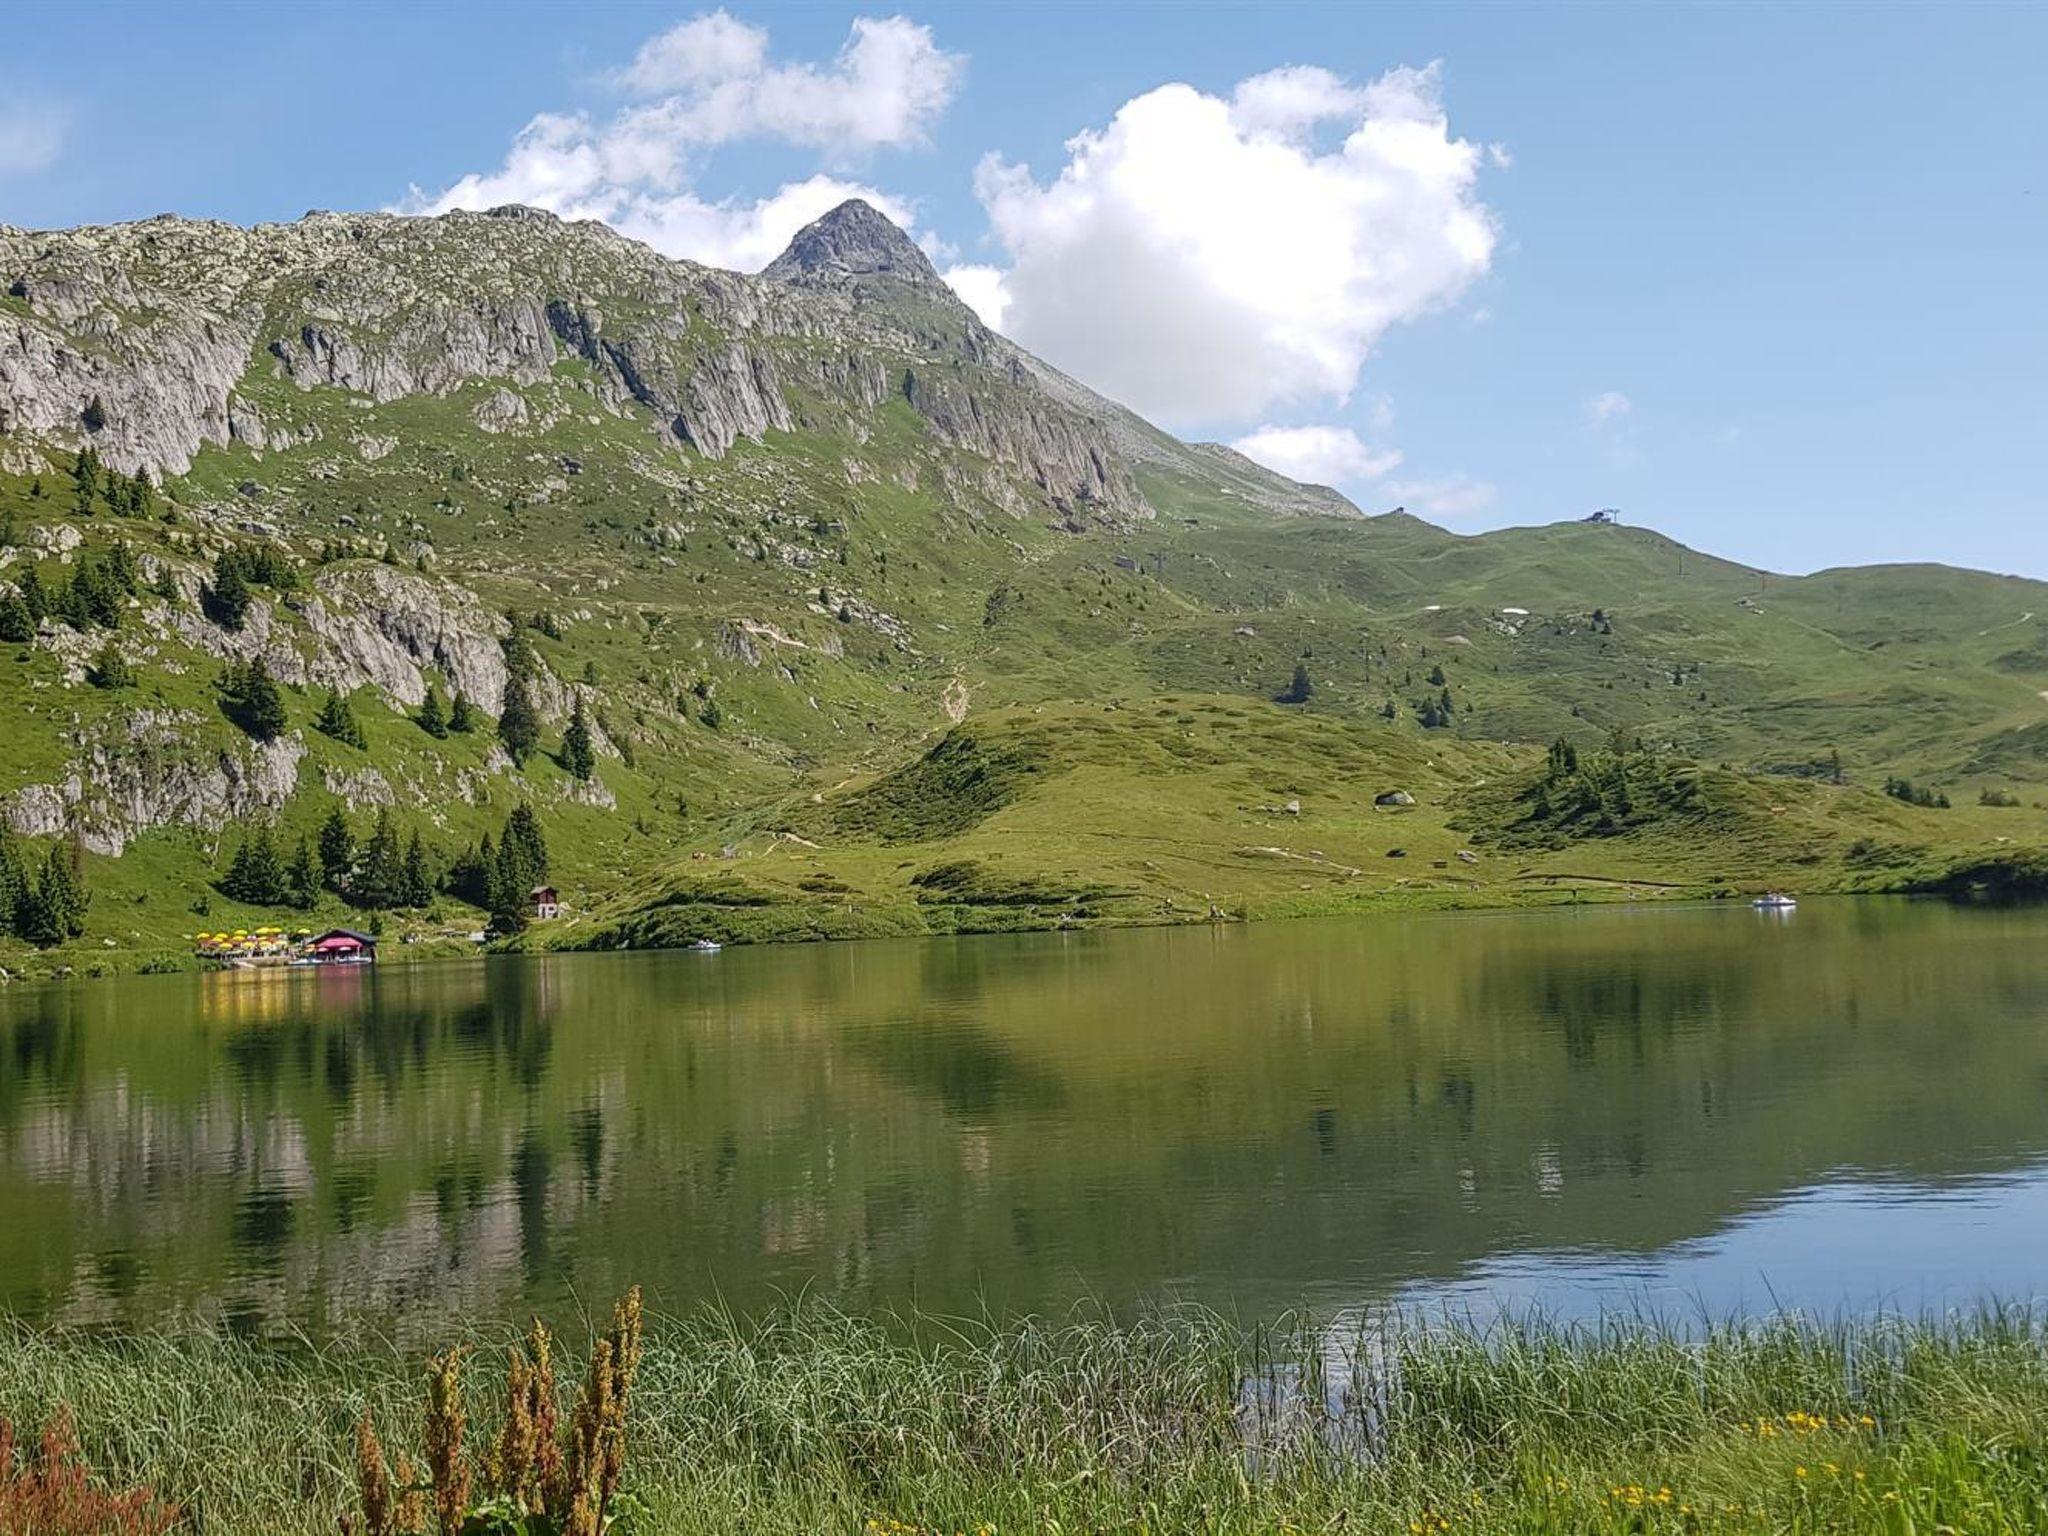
<box><xmin>762</xmin><ymin>200</ymin><xmax>942</xmax><ymax>292</ymax></box>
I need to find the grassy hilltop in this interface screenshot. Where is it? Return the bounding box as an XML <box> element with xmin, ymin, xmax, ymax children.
<box><xmin>0</xmin><ymin>201</ymin><xmax>2042</xmax><ymax>971</ymax></box>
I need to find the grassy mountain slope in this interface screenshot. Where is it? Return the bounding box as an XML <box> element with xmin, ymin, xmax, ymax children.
<box><xmin>0</xmin><ymin>202</ymin><xmax>2042</xmax><ymax>971</ymax></box>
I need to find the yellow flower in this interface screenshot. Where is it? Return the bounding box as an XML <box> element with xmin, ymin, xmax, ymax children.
<box><xmin>1794</xmin><ymin>1466</ymin><xmax>1808</xmax><ymax>1478</ymax></box>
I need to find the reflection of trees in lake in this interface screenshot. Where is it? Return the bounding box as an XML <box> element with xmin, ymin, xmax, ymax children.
<box><xmin>5</xmin><ymin>903</ymin><xmax>2048</xmax><ymax>1335</ymax></box>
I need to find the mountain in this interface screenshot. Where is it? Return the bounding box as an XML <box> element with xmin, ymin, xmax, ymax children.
<box><xmin>0</xmin><ymin>200</ymin><xmax>2042</xmax><ymax>968</ymax></box>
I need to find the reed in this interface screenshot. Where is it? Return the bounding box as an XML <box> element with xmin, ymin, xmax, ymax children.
<box><xmin>3</xmin><ymin>1303</ymin><xmax>2047</xmax><ymax>1534</ymax></box>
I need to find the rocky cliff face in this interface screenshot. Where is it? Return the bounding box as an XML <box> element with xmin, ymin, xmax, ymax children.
<box><xmin>0</xmin><ymin>201</ymin><xmax>1186</xmax><ymax>525</ymax></box>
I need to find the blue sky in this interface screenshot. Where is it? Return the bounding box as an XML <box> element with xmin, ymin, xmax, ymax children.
<box><xmin>1</xmin><ymin>2</ymin><xmax>2042</xmax><ymax>577</ymax></box>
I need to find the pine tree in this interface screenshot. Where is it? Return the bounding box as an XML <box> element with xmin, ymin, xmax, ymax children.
<box><xmin>0</xmin><ymin>830</ymin><xmax>24</xmax><ymax>937</ymax></box>
<box><xmin>418</xmin><ymin>684</ymin><xmax>448</xmax><ymax>738</ymax></box>
<box><xmin>221</xmin><ymin>827</ymin><xmax>287</xmax><ymax>906</ymax></box>
<box><xmin>71</xmin><ymin>445</ymin><xmax>100</xmax><ymax>515</ymax></box>
<box><xmin>401</xmin><ymin>831</ymin><xmax>432</xmax><ymax>909</ymax></box>
<box><xmin>448</xmin><ymin>691</ymin><xmax>478</xmax><ymax>734</ymax></box>
<box><xmin>20</xmin><ymin>842</ymin><xmax>87</xmax><ymax>947</ymax></box>
<box><xmin>503</xmin><ymin>803</ymin><xmax>549</xmax><ymax>886</ymax></box>
<box><xmin>86</xmin><ymin>641</ymin><xmax>134</xmax><ymax>689</ymax></box>
<box><xmin>314</xmin><ymin>687</ymin><xmax>367</xmax><ymax>749</ymax></box>
<box><xmin>445</xmin><ymin>832</ymin><xmax>493</xmax><ymax>907</ymax></box>
<box><xmin>70</xmin><ymin>556</ymin><xmax>123</xmax><ymax>629</ymax></box>
<box><xmin>104</xmin><ymin>540</ymin><xmax>139</xmax><ymax>595</ymax></box>
<box><xmin>488</xmin><ymin>835</ymin><xmax>529</xmax><ymax>934</ymax></box>
<box><xmin>353</xmin><ymin>809</ymin><xmax>405</xmax><ymax>909</ymax></box>
<box><xmin>316</xmin><ymin>807</ymin><xmax>354</xmax><ymax>892</ymax></box>
<box><xmin>1278</xmin><ymin>662</ymin><xmax>1313</xmax><ymax>705</ymax></box>
<box><xmin>498</xmin><ymin>678</ymin><xmax>540</xmax><ymax>765</ymax></box>
<box><xmin>562</xmin><ymin>696</ymin><xmax>595</xmax><ymax>781</ymax></box>
<box><xmin>286</xmin><ymin>835</ymin><xmax>319</xmax><ymax>910</ymax></box>
<box><xmin>1428</xmin><ymin>664</ymin><xmax>1447</xmax><ymax>687</ymax></box>
<box><xmin>0</xmin><ymin>591</ymin><xmax>31</xmax><ymax>644</ymax></box>
<box><xmin>218</xmin><ymin>659</ymin><xmax>287</xmax><ymax>740</ymax></box>
<box><xmin>206</xmin><ymin>551</ymin><xmax>252</xmax><ymax>632</ymax></box>
<box><xmin>15</xmin><ymin>565</ymin><xmax>46</xmax><ymax>623</ymax></box>
<box><xmin>501</xmin><ymin>629</ymin><xmax>538</xmax><ymax>683</ymax></box>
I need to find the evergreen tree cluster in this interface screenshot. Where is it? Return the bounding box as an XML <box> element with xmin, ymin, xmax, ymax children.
<box><xmin>0</xmin><ymin>830</ymin><xmax>89</xmax><ymax>948</ymax></box>
<box><xmin>217</xmin><ymin>659</ymin><xmax>288</xmax><ymax>740</ymax></box>
<box><xmin>447</xmin><ymin>804</ymin><xmax>550</xmax><ymax>933</ymax></box>
<box><xmin>1883</xmin><ymin>775</ymin><xmax>1951</xmax><ymax>809</ymax></box>
<box><xmin>219</xmin><ymin>825</ymin><xmax>318</xmax><ymax>909</ymax></box>
<box><xmin>314</xmin><ymin>687</ymin><xmax>367</xmax><ymax>749</ymax></box>
<box><xmin>67</xmin><ymin>447</ymin><xmax>159</xmax><ymax>520</ymax></box>
<box><xmin>203</xmin><ymin>543</ymin><xmax>300</xmax><ymax>631</ymax></box>
<box><xmin>2</xmin><ymin>541</ymin><xmax>142</xmax><ymax>637</ymax></box>
<box><xmin>224</xmin><ymin>808</ymin><xmax>433</xmax><ymax>911</ymax></box>
<box><xmin>1520</xmin><ymin>735</ymin><xmax>1669</xmax><ymax>836</ymax></box>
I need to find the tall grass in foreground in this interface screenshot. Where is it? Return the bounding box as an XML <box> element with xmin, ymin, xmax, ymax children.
<box><xmin>4</xmin><ymin>1304</ymin><xmax>2048</xmax><ymax>1534</ymax></box>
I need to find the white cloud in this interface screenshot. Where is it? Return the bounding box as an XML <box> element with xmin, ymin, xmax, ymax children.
<box><xmin>1231</xmin><ymin>424</ymin><xmax>1401</xmax><ymax>486</ymax></box>
<box><xmin>963</xmin><ymin>61</ymin><xmax>1497</xmax><ymax>429</ymax></box>
<box><xmin>0</xmin><ymin>101</ymin><xmax>65</xmax><ymax>177</ymax></box>
<box><xmin>618</xmin><ymin>11</ymin><xmax>769</xmax><ymax>95</ymax></box>
<box><xmin>942</xmin><ymin>263</ymin><xmax>1011</xmax><ymax>331</ymax></box>
<box><xmin>611</xmin><ymin>12</ymin><xmax>962</xmax><ymax>150</ymax></box>
<box><xmin>1586</xmin><ymin>390</ymin><xmax>1633</xmax><ymax>423</ymax></box>
<box><xmin>396</xmin><ymin>12</ymin><xmax>959</xmax><ymax>270</ymax></box>
<box><xmin>1384</xmin><ymin>475</ymin><xmax>1498</xmax><ymax>521</ymax></box>
<box><xmin>1228</xmin><ymin>66</ymin><xmax>1367</xmax><ymax>139</ymax></box>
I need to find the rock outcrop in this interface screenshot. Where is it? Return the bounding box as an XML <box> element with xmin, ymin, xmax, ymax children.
<box><xmin>3</xmin><ymin>710</ymin><xmax>305</xmax><ymax>854</ymax></box>
<box><xmin>0</xmin><ymin>200</ymin><xmax>1241</xmax><ymax>526</ymax></box>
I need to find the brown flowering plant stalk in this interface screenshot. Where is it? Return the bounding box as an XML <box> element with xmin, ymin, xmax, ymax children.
<box><xmin>0</xmin><ymin>1403</ymin><xmax>179</xmax><ymax>1536</ymax></box>
<box><xmin>344</xmin><ymin>1287</ymin><xmax>644</xmax><ymax>1536</ymax></box>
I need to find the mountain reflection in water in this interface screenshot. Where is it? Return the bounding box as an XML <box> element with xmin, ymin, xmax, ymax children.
<box><xmin>3</xmin><ymin>899</ymin><xmax>2045</xmax><ymax>1341</ymax></box>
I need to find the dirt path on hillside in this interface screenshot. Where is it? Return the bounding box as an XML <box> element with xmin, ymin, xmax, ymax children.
<box><xmin>942</xmin><ymin>676</ymin><xmax>970</xmax><ymax>723</ymax></box>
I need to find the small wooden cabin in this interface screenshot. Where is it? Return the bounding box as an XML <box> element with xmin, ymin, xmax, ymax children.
<box><xmin>306</xmin><ymin>929</ymin><xmax>377</xmax><ymax>965</ymax></box>
<box><xmin>531</xmin><ymin>885</ymin><xmax>561</xmax><ymax>920</ymax></box>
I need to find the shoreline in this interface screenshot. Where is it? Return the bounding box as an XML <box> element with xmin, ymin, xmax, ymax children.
<box><xmin>0</xmin><ymin>875</ymin><xmax>2009</xmax><ymax>986</ymax></box>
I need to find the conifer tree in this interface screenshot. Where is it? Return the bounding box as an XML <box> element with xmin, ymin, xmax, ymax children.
<box><xmin>15</xmin><ymin>564</ymin><xmax>46</xmax><ymax>623</ymax></box>
<box><xmin>87</xmin><ymin>641</ymin><xmax>134</xmax><ymax>689</ymax></box>
<box><xmin>418</xmin><ymin>684</ymin><xmax>448</xmax><ymax>738</ymax></box>
<box><xmin>221</xmin><ymin>826</ymin><xmax>287</xmax><ymax>906</ymax></box>
<box><xmin>315</xmin><ymin>687</ymin><xmax>367</xmax><ymax>749</ymax></box>
<box><xmin>20</xmin><ymin>841</ymin><xmax>88</xmax><ymax>946</ymax></box>
<box><xmin>498</xmin><ymin>678</ymin><xmax>540</xmax><ymax>765</ymax></box>
<box><xmin>317</xmin><ymin>808</ymin><xmax>354</xmax><ymax>892</ymax></box>
<box><xmin>353</xmin><ymin>809</ymin><xmax>405</xmax><ymax>910</ymax></box>
<box><xmin>401</xmin><ymin>831</ymin><xmax>432</xmax><ymax>909</ymax></box>
<box><xmin>206</xmin><ymin>551</ymin><xmax>252</xmax><ymax>631</ymax></box>
<box><xmin>286</xmin><ymin>834</ymin><xmax>319</xmax><ymax>910</ymax></box>
<box><xmin>0</xmin><ymin>830</ymin><xmax>24</xmax><ymax>937</ymax></box>
<box><xmin>218</xmin><ymin>658</ymin><xmax>287</xmax><ymax>740</ymax></box>
<box><xmin>0</xmin><ymin>591</ymin><xmax>31</xmax><ymax>644</ymax></box>
<box><xmin>448</xmin><ymin>691</ymin><xmax>478</xmax><ymax>734</ymax></box>
<box><xmin>562</xmin><ymin>697</ymin><xmax>595</xmax><ymax>781</ymax></box>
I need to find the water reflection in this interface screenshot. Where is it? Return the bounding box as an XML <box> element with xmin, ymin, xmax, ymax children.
<box><xmin>2</xmin><ymin>899</ymin><xmax>2046</xmax><ymax>1339</ymax></box>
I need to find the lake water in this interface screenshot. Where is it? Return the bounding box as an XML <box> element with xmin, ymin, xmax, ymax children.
<box><xmin>5</xmin><ymin>899</ymin><xmax>2047</xmax><ymax>1339</ymax></box>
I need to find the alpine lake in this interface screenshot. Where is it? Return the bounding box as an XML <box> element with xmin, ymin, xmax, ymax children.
<box><xmin>5</xmin><ymin>897</ymin><xmax>2046</xmax><ymax>1342</ymax></box>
